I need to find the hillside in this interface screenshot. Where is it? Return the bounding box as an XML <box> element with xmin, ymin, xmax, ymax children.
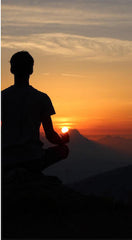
<box><xmin>70</xmin><ymin>165</ymin><xmax>132</xmax><ymax>203</ymax></box>
<box><xmin>3</xmin><ymin>168</ymin><xmax>132</xmax><ymax>238</ymax></box>
<box><xmin>42</xmin><ymin>129</ymin><xmax>131</xmax><ymax>183</ymax></box>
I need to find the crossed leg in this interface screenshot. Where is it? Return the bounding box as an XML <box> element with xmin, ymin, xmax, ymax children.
<box><xmin>41</xmin><ymin>145</ymin><xmax>69</xmax><ymax>170</ymax></box>
<box><xmin>3</xmin><ymin>145</ymin><xmax>69</xmax><ymax>174</ymax></box>
<box><xmin>21</xmin><ymin>144</ymin><xmax>69</xmax><ymax>172</ymax></box>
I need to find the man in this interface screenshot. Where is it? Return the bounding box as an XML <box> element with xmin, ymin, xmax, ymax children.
<box><xmin>2</xmin><ymin>51</ymin><xmax>69</xmax><ymax>172</ymax></box>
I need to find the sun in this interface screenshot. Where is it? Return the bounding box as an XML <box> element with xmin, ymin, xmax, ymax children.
<box><xmin>61</xmin><ymin>127</ymin><xmax>69</xmax><ymax>133</ymax></box>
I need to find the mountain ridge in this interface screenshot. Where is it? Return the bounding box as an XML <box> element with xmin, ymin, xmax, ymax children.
<box><xmin>43</xmin><ymin>129</ymin><xmax>131</xmax><ymax>184</ymax></box>
<box><xmin>69</xmin><ymin>164</ymin><xmax>132</xmax><ymax>202</ymax></box>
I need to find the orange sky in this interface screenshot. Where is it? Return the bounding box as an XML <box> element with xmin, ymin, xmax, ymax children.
<box><xmin>1</xmin><ymin>1</ymin><xmax>132</xmax><ymax>136</ymax></box>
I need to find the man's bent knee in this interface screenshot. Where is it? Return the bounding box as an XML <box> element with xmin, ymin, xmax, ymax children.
<box><xmin>43</xmin><ymin>144</ymin><xmax>69</xmax><ymax>169</ymax></box>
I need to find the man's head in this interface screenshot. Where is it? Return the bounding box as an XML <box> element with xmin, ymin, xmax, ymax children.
<box><xmin>10</xmin><ymin>51</ymin><xmax>34</xmax><ymax>76</ymax></box>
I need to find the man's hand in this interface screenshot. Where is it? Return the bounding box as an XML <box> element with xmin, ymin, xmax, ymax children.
<box><xmin>60</xmin><ymin>132</ymin><xmax>70</xmax><ymax>144</ymax></box>
<box><xmin>42</xmin><ymin>115</ymin><xmax>70</xmax><ymax>145</ymax></box>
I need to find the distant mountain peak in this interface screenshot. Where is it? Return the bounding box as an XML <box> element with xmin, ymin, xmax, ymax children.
<box><xmin>69</xmin><ymin>128</ymin><xmax>94</xmax><ymax>145</ymax></box>
<box><xmin>69</xmin><ymin>129</ymin><xmax>81</xmax><ymax>136</ymax></box>
<box><xmin>69</xmin><ymin>128</ymin><xmax>87</xmax><ymax>141</ymax></box>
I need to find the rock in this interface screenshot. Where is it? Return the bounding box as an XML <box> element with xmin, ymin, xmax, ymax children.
<box><xmin>3</xmin><ymin>168</ymin><xmax>132</xmax><ymax>238</ymax></box>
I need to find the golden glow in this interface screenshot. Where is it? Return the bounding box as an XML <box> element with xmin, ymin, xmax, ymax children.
<box><xmin>61</xmin><ymin>127</ymin><xmax>69</xmax><ymax>133</ymax></box>
<box><xmin>1</xmin><ymin>1</ymin><xmax>132</xmax><ymax>137</ymax></box>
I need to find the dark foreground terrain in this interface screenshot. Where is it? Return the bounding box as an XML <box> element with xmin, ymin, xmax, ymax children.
<box><xmin>3</xmin><ymin>168</ymin><xmax>132</xmax><ymax>238</ymax></box>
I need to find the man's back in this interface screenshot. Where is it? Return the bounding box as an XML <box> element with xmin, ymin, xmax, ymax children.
<box><xmin>2</xmin><ymin>51</ymin><xmax>69</xmax><ymax>171</ymax></box>
<box><xmin>2</xmin><ymin>85</ymin><xmax>55</xmax><ymax>163</ymax></box>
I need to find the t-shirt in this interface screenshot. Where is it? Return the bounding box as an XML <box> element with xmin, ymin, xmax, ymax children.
<box><xmin>2</xmin><ymin>85</ymin><xmax>55</xmax><ymax>164</ymax></box>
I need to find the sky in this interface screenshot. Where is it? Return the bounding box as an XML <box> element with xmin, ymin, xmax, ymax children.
<box><xmin>1</xmin><ymin>0</ymin><xmax>132</xmax><ymax>136</ymax></box>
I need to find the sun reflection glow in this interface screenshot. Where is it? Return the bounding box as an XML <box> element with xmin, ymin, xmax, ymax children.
<box><xmin>61</xmin><ymin>127</ymin><xmax>69</xmax><ymax>133</ymax></box>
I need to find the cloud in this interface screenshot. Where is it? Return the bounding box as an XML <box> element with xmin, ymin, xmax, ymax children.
<box><xmin>2</xmin><ymin>33</ymin><xmax>132</xmax><ymax>62</ymax></box>
<box><xmin>2</xmin><ymin>1</ymin><xmax>132</xmax><ymax>42</ymax></box>
<box><xmin>2</xmin><ymin>3</ymin><xmax>132</xmax><ymax>28</ymax></box>
<box><xmin>61</xmin><ymin>73</ymin><xmax>86</xmax><ymax>78</ymax></box>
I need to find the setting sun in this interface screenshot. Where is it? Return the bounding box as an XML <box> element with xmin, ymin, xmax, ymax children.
<box><xmin>61</xmin><ymin>127</ymin><xmax>69</xmax><ymax>133</ymax></box>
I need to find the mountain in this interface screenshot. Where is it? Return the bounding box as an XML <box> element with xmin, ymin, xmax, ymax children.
<box><xmin>96</xmin><ymin>135</ymin><xmax>132</xmax><ymax>156</ymax></box>
<box><xmin>42</xmin><ymin>129</ymin><xmax>131</xmax><ymax>184</ymax></box>
<box><xmin>70</xmin><ymin>165</ymin><xmax>132</xmax><ymax>203</ymax></box>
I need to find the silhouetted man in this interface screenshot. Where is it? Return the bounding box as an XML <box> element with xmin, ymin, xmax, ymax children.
<box><xmin>2</xmin><ymin>51</ymin><xmax>69</xmax><ymax>173</ymax></box>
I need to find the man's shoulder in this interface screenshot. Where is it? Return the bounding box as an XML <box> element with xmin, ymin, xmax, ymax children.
<box><xmin>1</xmin><ymin>86</ymin><xmax>14</xmax><ymax>95</ymax></box>
<box><xmin>31</xmin><ymin>87</ymin><xmax>55</xmax><ymax>114</ymax></box>
<box><xmin>30</xmin><ymin>86</ymin><xmax>50</xmax><ymax>99</ymax></box>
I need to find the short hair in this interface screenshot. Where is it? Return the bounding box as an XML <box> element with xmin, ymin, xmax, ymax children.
<box><xmin>10</xmin><ymin>51</ymin><xmax>34</xmax><ymax>75</ymax></box>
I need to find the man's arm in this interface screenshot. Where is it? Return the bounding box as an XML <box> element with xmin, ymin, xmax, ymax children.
<box><xmin>42</xmin><ymin>116</ymin><xmax>69</xmax><ymax>145</ymax></box>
